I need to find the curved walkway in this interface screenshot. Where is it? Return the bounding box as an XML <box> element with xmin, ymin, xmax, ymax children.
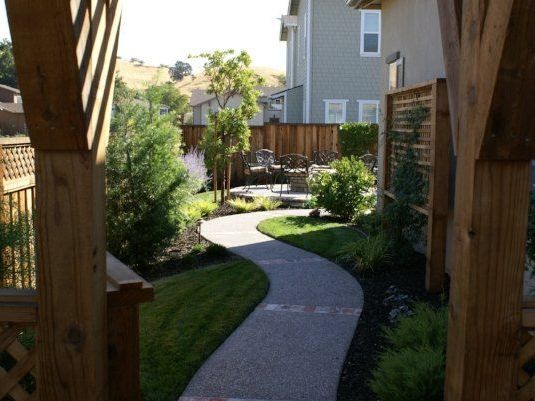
<box><xmin>180</xmin><ymin>210</ymin><xmax>363</xmax><ymax>401</ymax></box>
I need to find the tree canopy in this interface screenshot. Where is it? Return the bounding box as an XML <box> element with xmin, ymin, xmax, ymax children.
<box><xmin>169</xmin><ymin>60</ymin><xmax>193</xmax><ymax>82</ymax></box>
<box><xmin>144</xmin><ymin>82</ymin><xmax>190</xmax><ymax>124</ymax></box>
<box><xmin>0</xmin><ymin>40</ymin><xmax>18</xmax><ymax>88</ymax></box>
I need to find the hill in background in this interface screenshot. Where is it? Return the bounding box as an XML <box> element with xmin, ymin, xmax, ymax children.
<box><xmin>115</xmin><ymin>58</ymin><xmax>285</xmax><ymax>98</ymax></box>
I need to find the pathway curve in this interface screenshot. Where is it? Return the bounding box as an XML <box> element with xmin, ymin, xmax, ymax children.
<box><xmin>180</xmin><ymin>210</ymin><xmax>363</xmax><ymax>401</ymax></box>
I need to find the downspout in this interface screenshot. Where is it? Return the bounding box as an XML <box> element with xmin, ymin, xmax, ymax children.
<box><xmin>288</xmin><ymin>26</ymin><xmax>296</xmax><ymax>88</ymax></box>
<box><xmin>305</xmin><ymin>0</ymin><xmax>313</xmax><ymax>123</ymax></box>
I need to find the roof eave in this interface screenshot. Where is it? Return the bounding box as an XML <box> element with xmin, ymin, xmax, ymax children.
<box><xmin>346</xmin><ymin>0</ymin><xmax>381</xmax><ymax>9</ymax></box>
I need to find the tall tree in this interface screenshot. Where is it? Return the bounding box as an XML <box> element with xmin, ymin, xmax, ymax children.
<box><xmin>193</xmin><ymin>50</ymin><xmax>264</xmax><ymax>203</ymax></box>
<box><xmin>0</xmin><ymin>39</ymin><xmax>18</xmax><ymax>88</ymax></box>
<box><xmin>169</xmin><ymin>60</ymin><xmax>193</xmax><ymax>82</ymax></box>
<box><xmin>144</xmin><ymin>82</ymin><xmax>190</xmax><ymax>124</ymax></box>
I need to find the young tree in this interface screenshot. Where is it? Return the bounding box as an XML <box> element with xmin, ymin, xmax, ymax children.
<box><xmin>169</xmin><ymin>60</ymin><xmax>193</xmax><ymax>82</ymax></box>
<box><xmin>193</xmin><ymin>50</ymin><xmax>264</xmax><ymax>203</ymax></box>
<box><xmin>0</xmin><ymin>39</ymin><xmax>18</xmax><ymax>88</ymax></box>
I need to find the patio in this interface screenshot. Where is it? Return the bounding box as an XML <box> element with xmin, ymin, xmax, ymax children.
<box><xmin>230</xmin><ymin>184</ymin><xmax>311</xmax><ymax>207</ymax></box>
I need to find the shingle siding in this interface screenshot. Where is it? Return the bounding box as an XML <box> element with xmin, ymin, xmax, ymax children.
<box><xmin>285</xmin><ymin>86</ymin><xmax>304</xmax><ymax>123</ymax></box>
<box><xmin>281</xmin><ymin>0</ymin><xmax>381</xmax><ymax>123</ymax></box>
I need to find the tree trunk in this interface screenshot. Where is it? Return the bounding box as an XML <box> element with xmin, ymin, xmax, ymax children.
<box><xmin>220</xmin><ymin>162</ymin><xmax>226</xmax><ymax>205</ymax></box>
<box><xmin>226</xmin><ymin>160</ymin><xmax>232</xmax><ymax>199</ymax></box>
<box><xmin>213</xmin><ymin>160</ymin><xmax>218</xmax><ymax>204</ymax></box>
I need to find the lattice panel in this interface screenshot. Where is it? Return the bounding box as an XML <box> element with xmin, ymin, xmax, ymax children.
<box><xmin>0</xmin><ymin>323</ymin><xmax>36</xmax><ymax>401</ymax></box>
<box><xmin>1</xmin><ymin>145</ymin><xmax>35</xmax><ymax>183</ymax></box>
<box><xmin>386</xmin><ymin>86</ymin><xmax>434</xmax><ymax>206</ymax></box>
<box><xmin>519</xmin><ymin>329</ymin><xmax>535</xmax><ymax>401</ymax></box>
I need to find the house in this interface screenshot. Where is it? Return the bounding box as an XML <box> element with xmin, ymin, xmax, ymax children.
<box><xmin>273</xmin><ymin>0</ymin><xmax>381</xmax><ymax>124</ymax></box>
<box><xmin>190</xmin><ymin>86</ymin><xmax>285</xmax><ymax>126</ymax></box>
<box><xmin>345</xmin><ymin>0</ymin><xmax>446</xmax><ymax>123</ymax></box>
<box><xmin>0</xmin><ymin>84</ymin><xmax>27</xmax><ymax>136</ymax></box>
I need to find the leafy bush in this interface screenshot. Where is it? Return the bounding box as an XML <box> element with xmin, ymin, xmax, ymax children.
<box><xmin>339</xmin><ymin>122</ymin><xmax>378</xmax><ymax>157</ymax></box>
<box><xmin>354</xmin><ymin>211</ymin><xmax>382</xmax><ymax>236</ymax></box>
<box><xmin>253</xmin><ymin>197</ymin><xmax>282</xmax><ymax>211</ymax></box>
<box><xmin>181</xmin><ymin>147</ymin><xmax>210</xmax><ymax>192</ymax></box>
<box><xmin>227</xmin><ymin>198</ymin><xmax>258</xmax><ymax>213</ymax></box>
<box><xmin>337</xmin><ymin>232</ymin><xmax>391</xmax><ymax>272</ymax></box>
<box><xmin>206</xmin><ymin>244</ymin><xmax>228</xmax><ymax>258</ymax></box>
<box><xmin>371</xmin><ymin>303</ymin><xmax>448</xmax><ymax>401</ymax></box>
<box><xmin>0</xmin><ymin>210</ymin><xmax>35</xmax><ymax>288</ymax></box>
<box><xmin>182</xmin><ymin>199</ymin><xmax>218</xmax><ymax>224</ymax></box>
<box><xmin>309</xmin><ymin>157</ymin><xmax>376</xmax><ymax>222</ymax></box>
<box><xmin>107</xmin><ymin>102</ymin><xmax>195</xmax><ymax>271</ymax></box>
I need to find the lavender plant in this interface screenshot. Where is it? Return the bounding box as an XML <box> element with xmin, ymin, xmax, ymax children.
<box><xmin>181</xmin><ymin>147</ymin><xmax>211</xmax><ymax>192</ymax></box>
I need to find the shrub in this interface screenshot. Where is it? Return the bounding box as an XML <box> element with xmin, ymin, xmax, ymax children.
<box><xmin>371</xmin><ymin>303</ymin><xmax>448</xmax><ymax>401</ymax></box>
<box><xmin>206</xmin><ymin>244</ymin><xmax>228</xmax><ymax>258</ymax></box>
<box><xmin>107</xmin><ymin>103</ymin><xmax>195</xmax><ymax>271</ymax></box>
<box><xmin>337</xmin><ymin>232</ymin><xmax>391</xmax><ymax>272</ymax></box>
<box><xmin>354</xmin><ymin>211</ymin><xmax>381</xmax><ymax>236</ymax></box>
<box><xmin>191</xmin><ymin>244</ymin><xmax>206</xmax><ymax>255</ymax></box>
<box><xmin>227</xmin><ymin>198</ymin><xmax>258</xmax><ymax>213</ymax></box>
<box><xmin>309</xmin><ymin>157</ymin><xmax>376</xmax><ymax>222</ymax></box>
<box><xmin>339</xmin><ymin>122</ymin><xmax>378</xmax><ymax>157</ymax></box>
<box><xmin>181</xmin><ymin>147</ymin><xmax>210</xmax><ymax>192</ymax></box>
<box><xmin>253</xmin><ymin>197</ymin><xmax>282</xmax><ymax>211</ymax></box>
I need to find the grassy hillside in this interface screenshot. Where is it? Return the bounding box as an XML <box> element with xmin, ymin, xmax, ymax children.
<box><xmin>115</xmin><ymin>58</ymin><xmax>284</xmax><ymax>97</ymax></box>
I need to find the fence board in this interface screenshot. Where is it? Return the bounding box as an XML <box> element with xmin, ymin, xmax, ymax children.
<box><xmin>182</xmin><ymin>124</ymin><xmax>340</xmax><ymax>186</ymax></box>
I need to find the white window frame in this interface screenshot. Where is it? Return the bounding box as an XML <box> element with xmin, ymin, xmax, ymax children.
<box><xmin>323</xmin><ymin>99</ymin><xmax>349</xmax><ymax>124</ymax></box>
<box><xmin>358</xmin><ymin>100</ymin><xmax>380</xmax><ymax>123</ymax></box>
<box><xmin>360</xmin><ymin>10</ymin><xmax>381</xmax><ymax>57</ymax></box>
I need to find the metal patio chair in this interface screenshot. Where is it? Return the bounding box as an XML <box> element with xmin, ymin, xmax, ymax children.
<box><xmin>240</xmin><ymin>152</ymin><xmax>269</xmax><ymax>192</ymax></box>
<box><xmin>279</xmin><ymin>153</ymin><xmax>310</xmax><ymax>195</ymax></box>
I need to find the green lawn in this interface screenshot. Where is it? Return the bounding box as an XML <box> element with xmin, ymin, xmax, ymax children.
<box><xmin>191</xmin><ymin>191</ymin><xmax>217</xmax><ymax>204</ymax></box>
<box><xmin>140</xmin><ymin>260</ymin><xmax>268</xmax><ymax>401</ymax></box>
<box><xmin>257</xmin><ymin>216</ymin><xmax>363</xmax><ymax>260</ymax></box>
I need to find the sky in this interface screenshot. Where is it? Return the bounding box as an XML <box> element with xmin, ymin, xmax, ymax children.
<box><xmin>0</xmin><ymin>0</ymin><xmax>288</xmax><ymax>73</ymax></box>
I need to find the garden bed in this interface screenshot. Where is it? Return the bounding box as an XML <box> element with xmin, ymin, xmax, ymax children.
<box><xmin>257</xmin><ymin>215</ymin><xmax>447</xmax><ymax>401</ymax></box>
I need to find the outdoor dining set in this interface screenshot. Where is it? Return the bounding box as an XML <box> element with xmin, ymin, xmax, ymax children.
<box><xmin>240</xmin><ymin>149</ymin><xmax>377</xmax><ymax>195</ymax></box>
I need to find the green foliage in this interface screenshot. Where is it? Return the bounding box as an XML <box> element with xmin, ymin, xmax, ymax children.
<box><xmin>193</xmin><ymin>50</ymin><xmax>264</xmax><ymax>196</ymax></box>
<box><xmin>0</xmin><ymin>210</ymin><xmax>35</xmax><ymax>288</ymax></box>
<box><xmin>354</xmin><ymin>211</ymin><xmax>381</xmax><ymax>236</ymax></box>
<box><xmin>384</xmin><ymin>107</ymin><xmax>429</xmax><ymax>256</ymax></box>
<box><xmin>371</xmin><ymin>303</ymin><xmax>448</xmax><ymax>401</ymax></box>
<box><xmin>182</xmin><ymin>199</ymin><xmax>218</xmax><ymax>225</ymax></box>
<box><xmin>168</xmin><ymin>60</ymin><xmax>193</xmax><ymax>82</ymax></box>
<box><xmin>253</xmin><ymin>196</ymin><xmax>282</xmax><ymax>211</ymax></box>
<box><xmin>227</xmin><ymin>197</ymin><xmax>258</xmax><ymax>213</ymax></box>
<box><xmin>0</xmin><ymin>39</ymin><xmax>17</xmax><ymax>88</ymax></box>
<box><xmin>113</xmin><ymin>76</ymin><xmax>136</xmax><ymax>105</ymax></box>
<box><xmin>107</xmin><ymin>101</ymin><xmax>194</xmax><ymax>271</ymax></box>
<box><xmin>309</xmin><ymin>157</ymin><xmax>376</xmax><ymax>222</ymax></box>
<box><xmin>140</xmin><ymin>260</ymin><xmax>268</xmax><ymax>401</ymax></box>
<box><xmin>337</xmin><ymin>232</ymin><xmax>391</xmax><ymax>272</ymax></box>
<box><xmin>191</xmin><ymin>243</ymin><xmax>206</xmax><ymax>255</ymax></box>
<box><xmin>144</xmin><ymin>82</ymin><xmax>190</xmax><ymax>124</ymax></box>
<box><xmin>205</xmin><ymin>244</ymin><xmax>228</xmax><ymax>258</ymax></box>
<box><xmin>339</xmin><ymin>122</ymin><xmax>379</xmax><ymax>157</ymax></box>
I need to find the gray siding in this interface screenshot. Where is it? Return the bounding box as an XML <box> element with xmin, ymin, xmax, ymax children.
<box><xmin>286</xmin><ymin>86</ymin><xmax>304</xmax><ymax>123</ymax></box>
<box><xmin>192</xmin><ymin>105</ymin><xmax>202</xmax><ymax>125</ymax></box>
<box><xmin>294</xmin><ymin>0</ymin><xmax>309</xmax><ymax>87</ymax></box>
<box><xmin>310</xmin><ymin>0</ymin><xmax>380</xmax><ymax>123</ymax></box>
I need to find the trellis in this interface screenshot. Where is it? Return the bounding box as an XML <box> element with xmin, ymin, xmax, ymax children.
<box><xmin>382</xmin><ymin>79</ymin><xmax>451</xmax><ymax>292</ymax></box>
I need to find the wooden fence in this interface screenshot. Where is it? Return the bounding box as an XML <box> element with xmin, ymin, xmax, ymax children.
<box><xmin>182</xmin><ymin>124</ymin><xmax>340</xmax><ymax>186</ymax></box>
<box><xmin>382</xmin><ymin>79</ymin><xmax>451</xmax><ymax>292</ymax></box>
<box><xmin>0</xmin><ymin>137</ymin><xmax>35</xmax><ymax>289</ymax></box>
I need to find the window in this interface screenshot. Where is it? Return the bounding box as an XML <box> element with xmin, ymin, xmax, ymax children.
<box><xmin>389</xmin><ymin>57</ymin><xmax>404</xmax><ymax>90</ymax></box>
<box><xmin>358</xmin><ymin>100</ymin><xmax>379</xmax><ymax>124</ymax></box>
<box><xmin>360</xmin><ymin>11</ymin><xmax>381</xmax><ymax>57</ymax></box>
<box><xmin>324</xmin><ymin>100</ymin><xmax>348</xmax><ymax>124</ymax></box>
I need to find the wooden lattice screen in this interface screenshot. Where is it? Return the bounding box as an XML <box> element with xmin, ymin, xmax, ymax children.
<box><xmin>382</xmin><ymin>79</ymin><xmax>451</xmax><ymax>292</ymax></box>
<box><xmin>520</xmin><ymin>304</ymin><xmax>535</xmax><ymax>401</ymax></box>
<box><xmin>0</xmin><ymin>290</ymin><xmax>37</xmax><ymax>401</ymax></box>
<box><xmin>0</xmin><ymin>137</ymin><xmax>36</xmax><ymax>289</ymax></box>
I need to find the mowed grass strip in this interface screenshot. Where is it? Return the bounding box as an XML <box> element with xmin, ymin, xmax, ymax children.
<box><xmin>257</xmin><ymin>216</ymin><xmax>362</xmax><ymax>260</ymax></box>
<box><xmin>140</xmin><ymin>260</ymin><xmax>269</xmax><ymax>401</ymax></box>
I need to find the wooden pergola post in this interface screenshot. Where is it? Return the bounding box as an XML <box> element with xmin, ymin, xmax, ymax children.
<box><xmin>439</xmin><ymin>0</ymin><xmax>535</xmax><ymax>400</ymax></box>
<box><xmin>5</xmin><ymin>0</ymin><xmax>121</xmax><ymax>399</ymax></box>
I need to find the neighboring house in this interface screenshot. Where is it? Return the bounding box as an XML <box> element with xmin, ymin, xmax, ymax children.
<box><xmin>0</xmin><ymin>84</ymin><xmax>27</xmax><ymax>136</ymax></box>
<box><xmin>190</xmin><ymin>86</ymin><xmax>284</xmax><ymax>126</ymax></box>
<box><xmin>346</xmin><ymin>0</ymin><xmax>446</xmax><ymax>127</ymax></box>
<box><xmin>273</xmin><ymin>0</ymin><xmax>381</xmax><ymax>124</ymax></box>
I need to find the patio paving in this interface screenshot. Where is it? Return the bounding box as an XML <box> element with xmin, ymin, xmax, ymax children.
<box><xmin>230</xmin><ymin>185</ymin><xmax>310</xmax><ymax>207</ymax></box>
<box><xmin>180</xmin><ymin>210</ymin><xmax>363</xmax><ymax>401</ymax></box>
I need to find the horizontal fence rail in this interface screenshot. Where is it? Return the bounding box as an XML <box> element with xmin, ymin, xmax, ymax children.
<box><xmin>182</xmin><ymin>124</ymin><xmax>341</xmax><ymax>186</ymax></box>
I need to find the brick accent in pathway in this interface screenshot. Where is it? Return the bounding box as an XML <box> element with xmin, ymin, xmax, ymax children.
<box><xmin>180</xmin><ymin>210</ymin><xmax>363</xmax><ymax>401</ymax></box>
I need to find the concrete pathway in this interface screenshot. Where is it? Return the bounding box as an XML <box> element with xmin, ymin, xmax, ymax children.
<box><xmin>180</xmin><ymin>210</ymin><xmax>363</xmax><ymax>401</ymax></box>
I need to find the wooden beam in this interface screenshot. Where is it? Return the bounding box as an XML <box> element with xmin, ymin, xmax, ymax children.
<box><xmin>5</xmin><ymin>0</ymin><xmax>121</xmax><ymax>400</ymax></box>
<box><xmin>444</xmin><ymin>1</ymin><xmax>535</xmax><ymax>399</ymax></box>
<box><xmin>437</xmin><ymin>0</ymin><xmax>461</xmax><ymax>154</ymax></box>
<box><xmin>5</xmin><ymin>0</ymin><xmax>121</xmax><ymax>151</ymax></box>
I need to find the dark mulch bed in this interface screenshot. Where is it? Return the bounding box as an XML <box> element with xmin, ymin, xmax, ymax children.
<box><xmin>337</xmin><ymin>254</ymin><xmax>448</xmax><ymax>401</ymax></box>
<box><xmin>144</xmin><ymin>203</ymin><xmax>239</xmax><ymax>282</ymax></box>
